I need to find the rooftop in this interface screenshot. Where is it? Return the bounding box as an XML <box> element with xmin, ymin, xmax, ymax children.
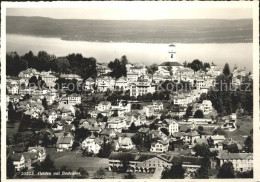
<box><xmin>159</xmin><ymin>62</ymin><xmax>182</xmax><ymax>67</ymax></box>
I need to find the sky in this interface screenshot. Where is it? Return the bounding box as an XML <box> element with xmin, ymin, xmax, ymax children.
<box><xmin>6</xmin><ymin>6</ymin><xmax>252</xmax><ymax>20</ymax></box>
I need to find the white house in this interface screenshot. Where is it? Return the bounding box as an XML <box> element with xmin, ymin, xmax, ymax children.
<box><xmin>111</xmin><ymin>101</ymin><xmax>131</xmax><ymax>115</ymax></box>
<box><xmin>44</xmin><ymin>110</ymin><xmax>58</xmax><ymax>124</ymax></box>
<box><xmin>42</xmin><ymin>74</ymin><xmax>58</xmax><ymax>88</ymax></box>
<box><xmin>95</xmin><ymin>101</ymin><xmax>112</xmax><ymax>112</ymax></box>
<box><xmin>28</xmin><ymin>146</ymin><xmax>46</xmax><ymax>162</ymax></box>
<box><xmin>60</xmin><ymin>74</ymin><xmax>82</xmax><ymax>81</ymax></box>
<box><xmin>217</xmin><ymin>152</ymin><xmax>253</xmax><ymax>172</ymax></box>
<box><xmin>12</xmin><ymin>153</ymin><xmax>25</xmax><ymax>171</ymax></box>
<box><xmin>96</xmin><ymin>76</ymin><xmax>115</xmax><ymax>92</ymax></box>
<box><xmin>67</xmin><ymin>94</ymin><xmax>81</xmax><ymax>105</ymax></box>
<box><xmin>10</xmin><ymin>85</ymin><xmax>19</xmax><ymax>95</ymax></box>
<box><xmin>173</xmin><ymin>95</ymin><xmax>189</xmax><ymax>106</ymax></box>
<box><xmin>84</xmin><ymin>77</ymin><xmax>95</xmax><ymax>91</ymax></box>
<box><xmin>115</xmin><ymin>76</ymin><xmax>128</xmax><ymax>91</ymax></box>
<box><xmin>107</xmin><ymin>117</ymin><xmax>126</xmax><ymax>132</ymax></box>
<box><xmin>56</xmin><ymin>136</ymin><xmax>74</xmax><ymax>152</ymax></box>
<box><xmin>202</xmin><ymin>100</ymin><xmax>213</xmax><ymax>114</ymax></box>
<box><xmin>150</xmin><ymin>140</ymin><xmax>169</xmax><ymax>153</ymax></box>
<box><xmin>115</xmin><ymin>136</ymin><xmax>135</xmax><ymax>151</ymax></box>
<box><xmin>168</xmin><ymin>120</ymin><xmax>179</xmax><ymax>135</ymax></box>
<box><xmin>81</xmin><ymin>134</ymin><xmax>102</xmax><ymax>154</ymax></box>
<box><xmin>127</xmin><ymin>72</ymin><xmax>139</xmax><ymax>83</ymax></box>
<box><xmin>143</xmin><ymin>105</ymin><xmax>155</xmax><ymax>117</ymax></box>
<box><xmin>152</xmin><ymin>101</ymin><xmax>164</xmax><ymax>111</ymax></box>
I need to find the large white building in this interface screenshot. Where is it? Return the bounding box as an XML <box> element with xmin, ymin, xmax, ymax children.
<box><xmin>67</xmin><ymin>94</ymin><xmax>81</xmax><ymax>105</ymax></box>
<box><xmin>130</xmin><ymin>82</ymin><xmax>156</xmax><ymax>97</ymax></box>
<box><xmin>96</xmin><ymin>76</ymin><xmax>115</xmax><ymax>92</ymax></box>
<box><xmin>217</xmin><ymin>152</ymin><xmax>253</xmax><ymax>172</ymax></box>
<box><xmin>168</xmin><ymin>120</ymin><xmax>179</xmax><ymax>135</ymax></box>
<box><xmin>41</xmin><ymin>73</ymin><xmax>58</xmax><ymax>88</ymax></box>
<box><xmin>115</xmin><ymin>76</ymin><xmax>129</xmax><ymax>90</ymax></box>
<box><xmin>202</xmin><ymin>100</ymin><xmax>213</xmax><ymax>114</ymax></box>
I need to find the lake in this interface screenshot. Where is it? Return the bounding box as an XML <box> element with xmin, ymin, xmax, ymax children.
<box><xmin>6</xmin><ymin>34</ymin><xmax>253</xmax><ymax>71</ymax></box>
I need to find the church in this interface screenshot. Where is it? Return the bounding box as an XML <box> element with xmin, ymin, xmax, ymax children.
<box><xmin>158</xmin><ymin>44</ymin><xmax>183</xmax><ymax>73</ymax></box>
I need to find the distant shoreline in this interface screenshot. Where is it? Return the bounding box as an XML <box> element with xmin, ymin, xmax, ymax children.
<box><xmin>6</xmin><ymin>16</ymin><xmax>253</xmax><ymax>44</ymax></box>
<box><xmin>6</xmin><ymin>33</ymin><xmax>253</xmax><ymax>44</ymax></box>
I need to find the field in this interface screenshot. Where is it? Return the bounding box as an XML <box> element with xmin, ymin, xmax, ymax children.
<box><xmin>7</xmin><ymin>122</ymin><xmax>19</xmax><ymax>140</ymax></box>
<box><xmin>227</xmin><ymin>116</ymin><xmax>253</xmax><ymax>142</ymax></box>
<box><xmin>53</xmin><ymin>152</ymin><xmax>108</xmax><ymax>177</ymax></box>
<box><xmin>7</xmin><ymin>16</ymin><xmax>252</xmax><ymax>43</ymax></box>
<box><xmin>52</xmin><ymin>151</ymin><xmax>155</xmax><ymax>179</ymax></box>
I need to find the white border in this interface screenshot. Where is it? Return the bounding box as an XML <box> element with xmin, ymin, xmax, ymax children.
<box><xmin>1</xmin><ymin>1</ymin><xmax>259</xmax><ymax>182</ymax></box>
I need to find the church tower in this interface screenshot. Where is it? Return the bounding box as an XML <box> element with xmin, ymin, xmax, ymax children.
<box><xmin>168</xmin><ymin>44</ymin><xmax>176</xmax><ymax>62</ymax></box>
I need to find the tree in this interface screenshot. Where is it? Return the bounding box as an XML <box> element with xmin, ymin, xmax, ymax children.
<box><xmin>66</xmin><ymin>53</ymin><xmax>97</xmax><ymax>79</ymax></box>
<box><xmin>208</xmin><ymin>137</ymin><xmax>215</xmax><ymax>148</ymax></box>
<box><xmin>184</xmin><ymin>106</ymin><xmax>193</xmax><ymax>119</ymax></box>
<box><xmin>187</xmin><ymin>59</ymin><xmax>203</xmax><ymax>72</ymax></box>
<box><xmin>101</xmin><ymin>116</ymin><xmax>107</xmax><ymax>123</ymax></box>
<box><xmin>202</xmin><ymin>62</ymin><xmax>211</xmax><ymax>71</ymax></box>
<box><xmin>213</xmin><ymin>127</ymin><xmax>227</xmax><ymax>137</ymax></box>
<box><xmin>160</xmin><ymin>128</ymin><xmax>169</xmax><ymax>136</ymax></box>
<box><xmin>23</xmin><ymin>51</ymin><xmax>36</xmax><ymax>68</ymax></box>
<box><xmin>108</xmin><ymin>57</ymin><xmax>127</xmax><ymax>79</ymax></box>
<box><xmin>131</xmin><ymin>133</ymin><xmax>143</xmax><ymax>146</ymax></box>
<box><xmin>72</xmin><ymin>141</ymin><xmax>80</xmax><ymax>151</ymax></box>
<box><xmin>28</xmin><ymin>76</ymin><xmax>38</xmax><ymax>87</ymax></box>
<box><xmin>41</xmin><ymin>133</ymin><xmax>52</xmax><ymax>147</ymax></box>
<box><xmin>223</xmin><ymin>63</ymin><xmax>231</xmax><ymax>77</ymax></box>
<box><xmin>8</xmin><ymin>102</ymin><xmax>16</xmax><ymax>124</ymax></box>
<box><xmin>36</xmin><ymin>51</ymin><xmax>52</xmax><ymax>71</ymax></box>
<box><xmin>195</xmin><ymin>165</ymin><xmax>209</xmax><ymax>179</ymax></box>
<box><xmin>149</xmin><ymin>122</ymin><xmax>157</xmax><ymax>130</ymax></box>
<box><xmin>7</xmin><ymin>157</ymin><xmax>15</xmax><ymax>178</ymax></box>
<box><xmin>97</xmin><ymin>113</ymin><xmax>104</xmax><ymax>120</ymax></box>
<box><xmin>58</xmin><ymin>166</ymin><xmax>73</xmax><ymax>178</ymax></box>
<box><xmin>6</xmin><ymin>52</ymin><xmax>28</xmax><ymax>76</ymax></box>
<box><xmin>236</xmin><ymin>170</ymin><xmax>253</xmax><ymax>178</ymax></box>
<box><xmin>53</xmin><ymin>57</ymin><xmax>71</xmax><ymax>73</ymax></box>
<box><xmin>42</xmin><ymin>97</ymin><xmax>48</xmax><ymax>109</ymax></box>
<box><xmin>37</xmin><ymin>76</ymin><xmax>46</xmax><ymax>88</ymax></box>
<box><xmin>227</xmin><ymin>144</ymin><xmax>239</xmax><ymax>153</ymax></box>
<box><xmin>217</xmin><ymin>162</ymin><xmax>235</xmax><ymax>178</ymax></box>
<box><xmin>244</xmin><ymin>136</ymin><xmax>253</xmax><ymax>153</ymax></box>
<box><xmin>194</xmin><ymin>110</ymin><xmax>204</xmax><ymax>118</ymax></box>
<box><xmin>121</xmin><ymin>55</ymin><xmax>128</xmax><ymax>65</ymax></box>
<box><xmin>198</xmin><ymin>126</ymin><xmax>204</xmax><ymax>132</ymax></box>
<box><xmin>199</xmin><ymin>93</ymin><xmax>207</xmax><ymax>102</ymax></box>
<box><xmin>112</xmin><ymin>110</ymin><xmax>118</xmax><ymax>117</ymax></box>
<box><xmin>33</xmin><ymin>154</ymin><xmax>56</xmax><ymax>173</ymax></box>
<box><xmin>121</xmin><ymin>158</ymin><xmax>130</xmax><ymax>172</ymax></box>
<box><xmin>124</xmin><ymin>172</ymin><xmax>136</xmax><ymax>179</ymax></box>
<box><xmin>147</xmin><ymin>64</ymin><xmax>158</xmax><ymax>80</ymax></box>
<box><xmin>183</xmin><ymin>61</ymin><xmax>188</xmax><ymax>67</ymax></box>
<box><xmin>76</xmin><ymin>167</ymin><xmax>89</xmax><ymax>179</ymax></box>
<box><xmin>74</xmin><ymin>128</ymin><xmax>91</xmax><ymax>142</ymax></box>
<box><xmin>129</xmin><ymin>122</ymin><xmax>137</xmax><ymax>132</ymax></box>
<box><xmin>93</xmin><ymin>167</ymin><xmax>106</xmax><ymax>179</ymax></box>
<box><xmin>161</xmin><ymin>162</ymin><xmax>185</xmax><ymax>179</ymax></box>
<box><xmin>193</xmin><ymin>143</ymin><xmax>210</xmax><ymax>157</ymax></box>
<box><xmin>98</xmin><ymin>138</ymin><xmax>112</xmax><ymax>158</ymax></box>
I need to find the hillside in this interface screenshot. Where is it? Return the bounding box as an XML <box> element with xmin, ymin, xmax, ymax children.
<box><xmin>6</xmin><ymin>16</ymin><xmax>253</xmax><ymax>43</ymax></box>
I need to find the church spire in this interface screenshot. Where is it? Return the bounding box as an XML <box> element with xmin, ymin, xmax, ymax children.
<box><xmin>168</xmin><ymin>44</ymin><xmax>176</xmax><ymax>62</ymax></box>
